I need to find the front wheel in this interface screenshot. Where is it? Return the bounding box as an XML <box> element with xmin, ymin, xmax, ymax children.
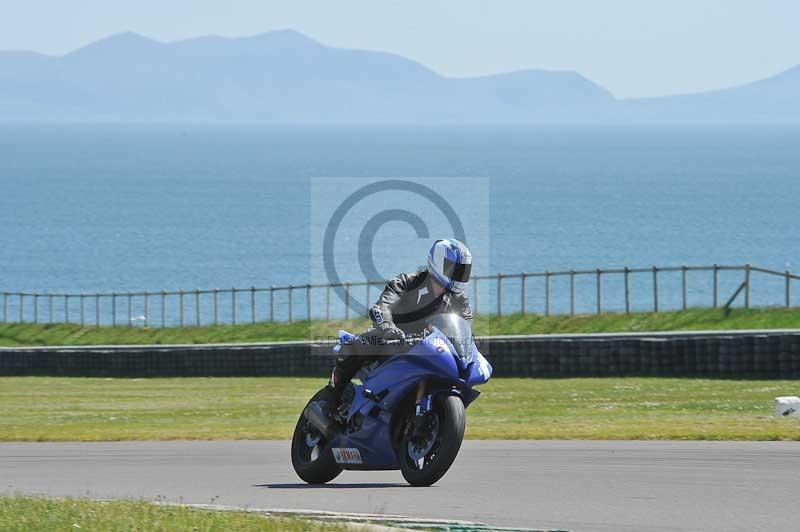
<box><xmin>291</xmin><ymin>387</ymin><xmax>343</xmax><ymax>484</ymax></box>
<box><xmin>399</xmin><ymin>394</ymin><xmax>466</xmax><ymax>486</ymax></box>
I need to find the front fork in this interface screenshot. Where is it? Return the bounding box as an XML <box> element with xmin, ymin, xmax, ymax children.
<box><xmin>412</xmin><ymin>379</ymin><xmax>433</xmax><ymax>437</ymax></box>
<box><xmin>415</xmin><ymin>379</ymin><xmax>430</xmax><ymax>415</ymax></box>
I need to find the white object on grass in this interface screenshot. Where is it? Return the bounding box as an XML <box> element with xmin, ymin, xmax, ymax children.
<box><xmin>775</xmin><ymin>396</ymin><xmax>800</xmax><ymax>417</ymax></box>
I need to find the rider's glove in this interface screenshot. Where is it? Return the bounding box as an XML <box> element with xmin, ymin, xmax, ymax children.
<box><xmin>378</xmin><ymin>322</ymin><xmax>405</xmax><ymax>340</ymax></box>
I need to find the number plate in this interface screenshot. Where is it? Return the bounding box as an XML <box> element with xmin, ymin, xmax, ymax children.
<box><xmin>332</xmin><ymin>447</ymin><xmax>363</xmax><ymax>464</ymax></box>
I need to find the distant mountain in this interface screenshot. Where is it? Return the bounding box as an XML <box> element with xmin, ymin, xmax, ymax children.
<box><xmin>0</xmin><ymin>30</ymin><xmax>796</xmax><ymax>123</ymax></box>
<box><xmin>615</xmin><ymin>65</ymin><xmax>800</xmax><ymax>123</ymax></box>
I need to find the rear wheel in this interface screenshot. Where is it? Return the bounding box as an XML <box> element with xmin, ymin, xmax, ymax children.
<box><xmin>291</xmin><ymin>387</ymin><xmax>343</xmax><ymax>484</ymax></box>
<box><xmin>399</xmin><ymin>394</ymin><xmax>465</xmax><ymax>486</ymax></box>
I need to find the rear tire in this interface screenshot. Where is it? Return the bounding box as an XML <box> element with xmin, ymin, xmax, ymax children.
<box><xmin>291</xmin><ymin>387</ymin><xmax>343</xmax><ymax>484</ymax></box>
<box><xmin>399</xmin><ymin>394</ymin><xmax>465</xmax><ymax>487</ymax></box>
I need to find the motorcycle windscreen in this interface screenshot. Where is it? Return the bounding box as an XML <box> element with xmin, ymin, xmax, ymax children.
<box><xmin>426</xmin><ymin>313</ymin><xmax>476</xmax><ymax>364</ymax></box>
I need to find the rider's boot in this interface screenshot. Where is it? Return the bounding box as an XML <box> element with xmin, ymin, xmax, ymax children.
<box><xmin>325</xmin><ymin>361</ymin><xmax>355</xmax><ymax>422</ymax></box>
<box><xmin>303</xmin><ymin>369</ymin><xmax>345</xmax><ymax>439</ymax></box>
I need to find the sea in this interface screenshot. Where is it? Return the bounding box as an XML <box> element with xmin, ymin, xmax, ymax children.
<box><xmin>1</xmin><ymin>124</ymin><xmax>798</xmax><ymax>323</ymax></box>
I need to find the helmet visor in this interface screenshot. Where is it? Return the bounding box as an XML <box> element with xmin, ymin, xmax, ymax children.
<box><xmin>443</xmin><ymin>259</ymin><xmax>471</xmax><ymax>284</ymax></box>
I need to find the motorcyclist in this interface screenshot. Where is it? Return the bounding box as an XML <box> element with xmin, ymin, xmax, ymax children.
<box><xmin>328</xmin><ymin>238</ymin><xmax>473</xmax><ymax>403</ymax></box>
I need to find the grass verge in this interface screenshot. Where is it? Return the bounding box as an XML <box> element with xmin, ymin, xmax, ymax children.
<box><xmin>1</xmin><ymin>377</ymin><xmax>798</xmax><ymax>441</ymax></box>
<box><xmin>0</xmin><ymin>495</ymin><xmax>341</xmax><ymax>531</ymax></box>
<box><xmin>2</xmin><ymin>307</ymin><xmax>800</xmax><ymax>347</ymax></box>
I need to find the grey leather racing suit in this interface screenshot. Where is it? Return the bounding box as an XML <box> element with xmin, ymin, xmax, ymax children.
<box><xmin>330</xmin><ymin>269</ymin><xmax>473</xmax><ymax>390</ymax></box>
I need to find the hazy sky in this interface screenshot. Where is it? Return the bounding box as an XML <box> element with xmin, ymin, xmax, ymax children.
<box><xmin>1</xmin><ymin>0</ymin><xmax>798</xmax><ymax>98</ymax></box>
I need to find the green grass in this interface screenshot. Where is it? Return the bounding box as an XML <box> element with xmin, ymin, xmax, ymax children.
<box><xmin>1</xmin><ymin>377</ymin><xmax>798</xmax><ymax>441</ymax></box>
<box><xmin>0</xmin><ymin>495</ymin><xmax>341</xmax><ymax>531</ymax></box>
<box><xmin>2</xmin><ymin>307</ymin><xmax>800</xmax><ymax>347</ymax></box>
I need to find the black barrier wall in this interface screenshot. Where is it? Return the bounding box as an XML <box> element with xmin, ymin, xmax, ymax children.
<box><xmin>2</xmin><ymin>332</ymin><xmax>800</xmax><ymax>378</ymax></box>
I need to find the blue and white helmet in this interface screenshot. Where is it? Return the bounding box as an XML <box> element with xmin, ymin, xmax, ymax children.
<box><xmin>427</xmin><ymin>239</ymin><xmax>472</xmax><ymax>294</ymax></box>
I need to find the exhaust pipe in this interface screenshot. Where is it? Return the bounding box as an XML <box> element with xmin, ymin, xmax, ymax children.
<box><xmin>304</xmin><ymin>401</ymin><xmax>338</xmax><ymax>440</ymax></box>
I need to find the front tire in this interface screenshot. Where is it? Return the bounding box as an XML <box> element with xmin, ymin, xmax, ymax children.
<box><xmin>399</xmin><ymin>394</ymin><xmax>466</xmax><ymax>486</ymax></box>
<box><xmin>291</xmin><ymin>387</ymin><xmax>343</xmax><ymax>484</ymax></box>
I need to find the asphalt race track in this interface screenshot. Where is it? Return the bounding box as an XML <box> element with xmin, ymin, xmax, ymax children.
<box><xmin>1</xmin><ymin>440</ymin><xmax>797</xmax><ymax>531</ymax></box>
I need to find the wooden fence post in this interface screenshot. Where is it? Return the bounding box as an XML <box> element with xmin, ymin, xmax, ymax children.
<box><xmin>596</xmin><ymin>269</ymin><xmax>602</xmax><ymax>314</ymax></box>
<box><xmin>744</xmin><ymin>264</ymin><xmax>751</xmax><ymax>309</ymax></box>
<box><xmin>251</xmin><ymin>287</ymin><xmax>256</xmax><ymax>324</ymax></box>
<box><xmin>270</xmin><ymin>286</ymin><xmax>275</xmax><ymax>322</ymax></box>
<box><xmin>652</xmin><ymin>266</ymin><xmax>659</xmax><ymax>313</ymax></box>
<box><xmin>345</xmin><ymin>283</ymin><xmax>350</xmax><ymax>320</ymax></box>
<box><xmin>713</xmin><ymin>264</ymin><xmax>719</xmax><ymax>308</ymax></box>
<box><xmin>570</xmin><ymin>270</ymin><xmax>576</xmax><ymax>316</ymax></box>
<box><xmin>786</xmin><ymin>270</ymin><xmax>791</xmax><ymax>308</ymax></box>
<box><xmin>326</xmin><ymin>285</ymin><xmax>331</xmax><ymax>321</ymax></box>
<box><xmin>231</xmin><ymin>288</ymin><xmax>237</xmax><ymax>325</ymax></box>
<box><xmin>624</xmin><ymin>267</ymin><xmax>630</xmax><ymax>314</ymax></box>
<box><xmin>195</xmin><ymin>289</ymin><xmax>200</xmax><ymax>327</ymax></box>
<box><xmin>545</xmin><ymin>272</ymin><xmax>551</xmax><ymax>316</ymax></box>
<box><xmin>288</xmin><ymin>286</ymin><xmax>293</xmax><ymax>322</ymax></box>
<box><xmin>681</xmin><ymin>265</ymin><xmax>688</xmax><ymax>310</ymax></box>
<box><xmin>213</xmin><ymin>289</ymin><xmax>218</xmax><ymax>325</ymax></box>
<box><xmin>307</xmin><ymin>284</ymin><xmax>312</xmax><ymax>321</ymax></box>
<box><xmin>496</xmin><ymin>273</ymin><xmax>503</xmax><ymax>317</ymax></box>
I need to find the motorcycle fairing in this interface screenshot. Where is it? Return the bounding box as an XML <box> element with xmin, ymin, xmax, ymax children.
<box><xmin>354</xmin><ymin>329</ymin><xmax>461</xmax><ymax>413</ymax></box>
<box><xmin>327</xmin><ymin>409</ymin><xmax>398</xmax><ymax>469</ymax></box>
<box><xmin>328</xmin><ymin>325</ymin><xmax>489</xmax><ymax>470</ymax></box>
<box><xmin>465</xmin><ymin>344</ymin><xmax>493</xmax><ymax>386</ymax></box>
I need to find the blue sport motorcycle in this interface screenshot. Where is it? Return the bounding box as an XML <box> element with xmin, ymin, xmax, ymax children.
<box><xmin>291</xmin><ymin>313</ymin><xmax>492</xmax><ymax>486</ymax></box>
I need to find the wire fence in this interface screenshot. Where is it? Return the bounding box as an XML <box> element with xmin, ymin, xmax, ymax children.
<box><xmin>1</xmin><ymin>264</ymin><xmax>797</xmax><ymax>328</ymax></box>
